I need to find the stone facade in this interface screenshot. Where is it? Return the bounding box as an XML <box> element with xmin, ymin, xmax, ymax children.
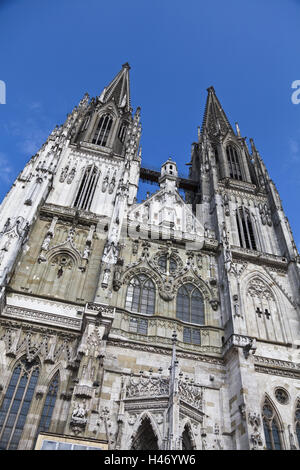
<box><xmin>0</xmin><ymin>64</ymin><xmax>299</xmax><ymax>450</ymax></box>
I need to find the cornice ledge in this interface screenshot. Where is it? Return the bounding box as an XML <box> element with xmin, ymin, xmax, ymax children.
<box><xmin>219</xmin><ymin>178</ymin><xmax>257</xmax><ymax>194</ymax></box>
<box><xmin>231</xmin><ymin>246</ymin><xmax>288</xmax><ymax>269</ymax></box>
<box><xmin>254</xmin><ymin>355</ymin><xmax>300</xmax><ymax>371</ymax></box>
<box><xmin>40</xmin><ymin>203</ymin><xmax>104</xmax><ymax>225</ymax></box>
<box><xmin>107</xmin><ymin>338</ymin><xmax>224</xmax><ymax>365</ymax></box>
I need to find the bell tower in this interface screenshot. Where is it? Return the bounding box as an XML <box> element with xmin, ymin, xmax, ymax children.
<box><xmin>186</xmin><ymin>85</ymin><xmax>300</xmax><ymax>449</ymax></box>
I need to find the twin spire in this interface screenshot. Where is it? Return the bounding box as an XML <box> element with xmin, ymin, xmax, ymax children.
<box><xmin>98</xmin><ymin>62</ymin><xmax>132</xmax><ymax>112</ymax></box>
<box><xmin>98</xmin><ymin>66</ymin><xmax>254</xmax><ymax>154</ymax></box>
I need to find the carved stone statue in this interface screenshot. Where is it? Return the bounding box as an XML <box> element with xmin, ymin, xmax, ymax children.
<box><xmin>70</xmin><ymin>402</ymin><xmax>88</xmax><ymax>434</ymax></box>
<box><xmin>41</xmin><ymin>234</ymin><xmax>51</xmax><ymax>251</ymax></box>
<box><xmin>59</xmin><ymin>165</ymin><xmax>69</xmax><ymax>183</ymax></box>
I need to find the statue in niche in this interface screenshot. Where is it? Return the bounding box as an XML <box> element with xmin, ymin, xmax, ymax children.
<box><xmin>113</xmin><ymin>263</ymin><xmax>123</xmax><ymax>291</ymax></box>
<box><xmin>70</xmin><ymin>402</ymin><xmax>88</xmax><ymax>434</ymax></box>
<box><xmin>67</xmin><ymin>167</ymin><xmax>76</xmax><ymax>184</ymax></box>
<box><xmin>108</xmin><ymin>172</ymin><xmax>116</xmax><ymax>194</ymax></box>
<box><xmin>60</xmin><ymin>165</ymin><xmax>69</xmax><ymax>183</ymax></box>
<box><xmin>82</xmin><ymin>245</ymin><xmax>90</xmax><ymax>260</ymax></box>
<box><xmin>41</xmin><ymin>233</ymin><xmax>51</xmax><ymax>251</ymax></box>
<box><xmin>102</xmin><ymin>169</ymin><xmax>110</xmax><ymax>192</ymax></box>
<box><xmin>102</xmin><ymin>268</ymin><xmax>111</xmax><ymax>287</ymax></box>
<box><xmin>72</xmin><ymin>403</ymin><xmax>86</xmax><ymax>421</ymax></box>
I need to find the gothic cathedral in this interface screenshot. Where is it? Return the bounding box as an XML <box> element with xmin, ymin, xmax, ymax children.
<box><xmin>0</xmin><ymin>64</ymin><xmax>299</xmax><ymax>451</ymax></box>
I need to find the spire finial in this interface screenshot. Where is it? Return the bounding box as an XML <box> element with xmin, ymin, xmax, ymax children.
<box><xmin>207</xmin><ymin>86</ymin><xmax>215</xmax><ymax>94</ymax></box>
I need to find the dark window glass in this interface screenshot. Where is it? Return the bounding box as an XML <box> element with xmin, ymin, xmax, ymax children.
<box><xmin>226</xmin><ymin>145</ymin><xmax>242</xmax><ymax>180</ymax></box>
<box><xmin>0</xmin><ymin>358</ymin><xmax>39</xmax><ymax>450</ymax></box>
<box><xmin>176</xmin><ymin>284</ymin><xmax>204</xmax><ymax>325</ymax></box>
<box><xmin>236</xmin><ymin>207</ymin><xmax>257</xmax><ymax>251</ymax></box>
<box><xmin>183</xmin><ymin>327</ymin><xmax>191</xmax><ymax>343</ymax></box>
<box><xmin>295</xmin><ymin>402</ymin><xmax>300</xmax><ymax>448</ymax></box>
<box><xmin>296</xmin><ymin>422</ymin><xmax>300</xmax><ymax>448</ymax></box>
<box><xmin>262</xmin><ymin>400</ymin><xmax>283</xmax><ymax>450</ymax></box>
<box><xmin>183</xmin><ymin>327</ymin><xmax>201</xmax><ymax>345</ymax></box>
<box><xmin>272</xmin><ymin>422</ymin><xmax>281</xmax><ymax>450</ymax></box>
<box><xmin>36</xmin><ymin>373</ymin><xmax>59</xmax><ymax>439</ymax></box>
<box><xmin>92</xmin><ymin>114</ymin><xmax>113</xmax><ymax>147</ymax></box>
<box><xmin>157</xmin><ymin>255</ymin><xmax>177</xmax><ymax>274</ymax></box>
<box><xmin>129</xmin><ymin>317</ymin><xmax>148</xmax><ymax>335</ymax></box>
<box><xmin>125</xmin><ymin>275</ymin><xmax>155</xmax><ymax>315</ymax></box>
<box><xmin>263</xmin><ymin>421</ymin><xmax>272</xmax><ymax>450</ymax></box>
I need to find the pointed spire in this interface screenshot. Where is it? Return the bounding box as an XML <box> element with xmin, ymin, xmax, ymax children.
<box><xmin>201</xmin><ymin>86</ymin><xmax>234</xmax><ymax>140</ymax></box>
<box><xmin>98</xmin><ymin>63</ymin><xmax>131</xmax><ymax>112</ymax></box>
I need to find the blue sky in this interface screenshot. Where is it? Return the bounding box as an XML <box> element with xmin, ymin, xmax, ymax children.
<box><xmin>0</xmin><ymin>0</ymin><xmax>300</xmax><ymax>246</ymax></box>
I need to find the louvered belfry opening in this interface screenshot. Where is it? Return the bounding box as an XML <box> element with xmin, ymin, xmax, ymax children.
<box><xmin>226</xmin><ymin>145</ymin><xmax>243</xmax><ymax>180</ymax></box>
<box><xmin>236</xmin><ymin>207</ymin><xmax>257</xmax><ymax>251</ymax></box>
<box><xmin>92</xmin><ymin>114</ymin><xmax>113</xmax><ymax>147</ymax></box>
<box><xmin>74</xmin><ymin>164</ymin><xmax>99</xmax><ymax>211</ymax></box>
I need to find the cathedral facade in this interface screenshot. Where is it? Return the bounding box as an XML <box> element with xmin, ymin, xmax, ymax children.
<box><xmin>0</xmin><ymin>64</ymin><xmax>299</xmax><ymax>450</ymax></box>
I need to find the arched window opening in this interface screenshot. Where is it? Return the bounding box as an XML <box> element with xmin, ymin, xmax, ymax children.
<box><xmin>176</xmin><ymin>283</ymin><xmax>204</xmax><ymax>325</ymax></box>
<box><xmin>295</xmin><ymin>400</ymin><xmax>300</xmax><ymax>448</ymax></box>
<box><xmin>74</xmin><ymin>165</ymin><xmax>99</xmax><ymax>211</ymax></box>
<box><xmin>131</xmin><ymin>417</ymin><xmax>159</xmax><ymax>450</ymax></box>
<box><xmin>262</xmin><ymin>399</ymin><xmax>283</xmax><ymax>450</ymax></box>
<box><xmin>236</xmin><ymin>207</ymin><xmax>257</xmax><ymax>250</ymax></box>
<box><xmin>118</xmin><ymin>123</ymin><xmax>127</xmax><ymax>143</ymax></box>
<box><xmin>92</xmin><ymin>114</ymin><xmax>113</xmax><ymax>147</ymax></box>
<box><xmin>158</xmin><ymin>255</ymin><xmax>177</xmax><ymax>274</ymax></box>
<box><xmin>182</xmin><ymin>425</ymin><xmax>194</xmax><ymax>450</ymax></box>
<box><xmin>226</xmin><ymin>145</ymin><xmax>242</xmax><ymax>180</ymax></box>
<box><xmin>81</xmin><ymin>114</ymin><xmax>90</xmax><ymax>132</ymax></box>
<box><xmin>0</xmin><ymin>358</ymin><xmax>40</xmax><ymax>450</ymax></box>
<box><xmin>36</xmin><ymin>373</ymin><xmax>59</xmax><ymax>438</ymax></box>
<box><xmin>125</xmin><ymin>275</ymin><xmax>155</xmax><ymax>315</ymax></box>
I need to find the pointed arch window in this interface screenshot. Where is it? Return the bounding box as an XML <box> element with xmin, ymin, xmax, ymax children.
<box><xmin>182</xmin><ymin>425</ymin><xmax>195</xmax><ymax>450</ymax></box>
<box><xmin>92</xmin><ymin>114</ymin><xmax>113</xmax><ymax>147</ymax></box>
<box><xmin>118</xmin><ymin>122</ymin><xmax>127</xmax><ymax>143</ymax></box>
<box><xmin>81</xmin><ymin>114</ymin><xmax>90</xmax><ymax>132</ymax></box>
<box><xmin>226</xmin><ymin>145</ymin><xmax>242</xmax><ymax>180</ymax></box>
<box><xmin>262</xmin><ymin>399</ymin><xmax>283</xmax><ymax>450</ymax></box>
<box><xmin>176</xmin><ymin>283</ymin><xmax>205</xmax><ymax>325</ymax></box>
<box><xmin>125</xmin><ymin>274</ymin><xmax>155</xmax><ymax>315</ymax></box>
<box><xmin>131</xmin><ymin>416</ymin><xmax>159</xmax><ymax>450</ymax></box>
<box><xmin>295</xmin><ymin>400</ymin><xmax>300</xmax><ymax>448</ymax></box>
<box><xmin>0</xmin><ymin>358</ymin><xmax>40</xmax><ymax>450</ymax></box>
<box><xmin>157</xmin><ymin>255</ymin><xmax>177</xmax><ymax>274</ymax></box>
<box><xmin>236</xmin><ymin>207</ymin><xmax>257</xmax><ymax>250</ymax></box>
<box><xmin>73</xmin><ymin>164</ymin><xmax>100</xmax><ymax>211</ymax></box>
<box><xmin>36</xmin><ymin>372</ymin><xmax>59</xmax><ymax>438</ymax></box>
